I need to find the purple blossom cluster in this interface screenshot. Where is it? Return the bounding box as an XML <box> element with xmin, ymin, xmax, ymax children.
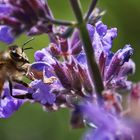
<box><xmin>0</xmin><ymin>0</ymin><xmax>53</xmax><ymax>36</ymax></box>
<box><xmin>0</xmin><ymin>0</ymin><xmax>139</xmax><ymax>140</ymax></box>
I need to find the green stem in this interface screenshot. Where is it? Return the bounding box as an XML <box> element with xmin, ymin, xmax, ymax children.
<box><xmin>79</xmin><ymin>23</ymin><xmax>104</xmax><ymax>98</ymax></box>
<box><xmin>84</xmin><ymin>0</ymin><xmax>98</xmax><ymax>21</ymax></box>
<box><xmin>69</xmin><ymin>0</ymin><xmax>104</xmax><ymax>99</ymax></box>
<box><xmin>45</xmin><ymin>15</ymin><xmax>76</xmax><ymax>26</ymax></box>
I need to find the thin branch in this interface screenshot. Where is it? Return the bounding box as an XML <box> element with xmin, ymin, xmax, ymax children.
<box><xmin>45</xmin><ymin>15</ymin><xmax>76</xmax><ymax>26</ymax></box>
<box><xmin>84</xmin><ymin>0</ymin><xmax>98</xmax><ymax>21</ymax></box>
<box><xmin>69</xmin><ymin>0</ymin><xmax>83</xmax><ymax>23</ymax></box>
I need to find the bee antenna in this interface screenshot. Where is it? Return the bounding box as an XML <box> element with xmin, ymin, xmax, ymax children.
<box><xmin>22</xmin><ymin>37</ymin><xmax>34</xmax><ymax>52</ymax></box>
<box><xmin>23</xmin><ymin>47</ymin><xmax>33</xmax><ymax>51</ymax></box>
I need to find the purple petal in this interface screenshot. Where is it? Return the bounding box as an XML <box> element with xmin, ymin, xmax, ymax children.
<box><xmin>118</xmin><ymin>45</ymin><xmax>133</xmax><ymax>63</ymax></box>
<box><xmin>118</xmin><ymin>59</ymin><xmax>135</xmax><ymax>77</ymax></box>
<box><xmin>105</xmin><ymin>45</ymin><xmax>133</xmax><ymax>81</ymax></box>
<box><xmin>29</xmin><ymin>80</ymin><xmax>56</xmax><ymax>105</ymax></box>
<box><xmin>0</xmin><ymin>98</ymin><xmax>22</xmax><ymax>118</ymax></box>
<box><xmin>102</xmin><ymin>27</ymin><xmax>117</xmax><ymax>52</ymax></box>
<box><xmin>52</xmin><ymin>62</ymin><xmax>72</xmax><ymax>89</ymax></box>
<box><xmin>0</xmin><ymin>4</ymin><xmax>12</xmax><ymax>14</ymax></box>
<box><xmin>114</xmin><ymin>78</ymin><xmax>132</xmax><ymax>90</ymax></box>
<box><xmin>30</xmin><ymin>62</ymin><xmax>48</xmax><ymax>71</ymax></box>
<box><xmin>0</xmin><ymin>25</ymin><xmax>14</xmax><ymax>44</ymax></box>
<box><xmin>80</xmin><ymin>101</ymin><xmax>117</xmax><ymax>129</ymax></box>
<box><xmin>76</xmin><ymin>52</ymin><xmax>87</xmax><ymax>65</ymax></box>
<box><xmin>83</xmin><ymin>128</ymin><xmax>115</xmax><ymax>140</ymax></box>
<box><xmin>70</xmin><ymin>29</ymin><xmax>80</xmax><ymax>48</ymax></box>
<box><xmin>87</xmin><ymin>24</ymin><xmax>95</xmax><ymax>39</ymax></box>
<box><xmin>81</xmin><ymin>101</ymin><xmax>133</xmax><ymax>140</ymax></box>
<box><xmin>30</xmin><ymin>62</ymin><xmax>54</xmax><ymax>77</ymax></box>
<box><xmin>34</xmin><ymin>48</ymin><xmax>55</xmax><ymax>64</ymax></box>
<box><xmin>0</xmin><ymin>83</ymin><xmax>24</xmax><ymax>118</ymax></box>
<box><xmin>96</xmin><ymin>21</ymin><xmax>107</xmax><ymax>37</ymax></box>
<box><xmin>92</xmin><ymin>21</ymin><xmax>117</xmax><ymax>60</ymax></box>
<box><xmin>34</xmin><ymin>50</ymin><xmax>46</xmax><ymax>61</ymax></box>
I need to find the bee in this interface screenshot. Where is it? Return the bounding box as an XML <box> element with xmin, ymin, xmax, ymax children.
<box><xmin>0</xmin><ymin>38</ymin><xmax>34</xmax><ymax>99</ymax></box>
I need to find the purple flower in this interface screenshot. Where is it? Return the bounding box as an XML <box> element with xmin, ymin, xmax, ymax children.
<box><xmin>74</xmin><ymin>23</ymin><xmax>134</xmax><ymax>90</ymax></box>
<box><xmin>70</xmin><ymin>21</ymin><xmax>117</xmax><ymax>58</ymax></box>
<box><xmin>75</xmin><ymin>45</ymin><xmax>134</xmax><ymax>91</ymax></box>
<box><xmin>94</xmin><ymin>21</ymin><xmax>117</xmax><ymax>53</ymax></box>
<box><xmin>0</xmin><ymin>82</ymin><xmax>24</xmax><ymax>118</ymax></box>
<box><xmin>29</xmin><ymin>20</ymin><xmax>135</xmax><ymax>112</ymax></box>
<box><xmin>0</xmin><ymin>25</ymin><xmax>14</xmax><ymax>44</ymax></box>
<box><xmin>34</xmin><ymin>47</ymin><xmax>56</xmax><ymax>64</ymax></box>
<box><xmin>80</xmin><ymin>101</ymin><xmax>133</xmax><ymax>140</ymax></box>
<box><xmin>0</xmin><ymin>4</ymin><xmax>12</xmax><ymax>14</ymax></box>
<box><xmin>104</xmin><ymin>45</ymin><xmax>135</xmax><ymax>90</ymax></box>
<box><xmin>28</xmin><ymin>80</ymin><xmax>56</xmax><ymax>105</ymax></box>
<box><xmin>0</xmin><ymin>0</ymin><xmax>53</xmax><ymax>36</ymax></box>
<box><xmin>33</xmin><ymin>50</ymin><xmax>93</xmax><ymax>94</ymax></box>
<box><xmin>96</xmin><ymin>21</ymin><xmax>107</xmax><ymax>36</ymax></box>
<box><xmin>32</xmin><ymin>42</ymin><xmax>93</xmax><ymax>95</ymax></box>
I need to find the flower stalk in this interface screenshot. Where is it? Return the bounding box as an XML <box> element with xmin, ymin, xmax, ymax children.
<box><xmin>69</xmin><ymin>0</ymin><xmax>104</xmax><ymax>99</ymax></box>
<box><xmin>84</xmin><ymin>0</ymin><xmax>98</xmax><ymax>21</ymax></box>
<box><xmin>45</xmin><ymin>15</ymin><xmax>76</xmax><ymax>26</ymax></box>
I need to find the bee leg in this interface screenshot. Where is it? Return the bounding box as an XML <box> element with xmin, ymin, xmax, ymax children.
<box><xmin>13</xmin><ymin>79</ymin><xmax>29</xmax><ymax>87</ymax></box>
<box><xmin>8</xmin><ymin>79</ymin><xmax>32</xmax><ymax>99</ymax></box>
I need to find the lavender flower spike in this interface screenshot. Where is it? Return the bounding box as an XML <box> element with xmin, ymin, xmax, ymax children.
<box><xmin>80</xmin><ymin>101</ymin><xmax>133</xmax><ymax>140</ymax></box>
<box><xmin>0</xmin><ymin>0</ymin><xmax>53</xmax><ymax>36</ymax></box>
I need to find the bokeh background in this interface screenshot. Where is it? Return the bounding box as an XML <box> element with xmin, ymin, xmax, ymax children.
<box><xmin>0</xmin><ymin>0</ymin><xmax>140</xmax><ymax>140</ymax></box>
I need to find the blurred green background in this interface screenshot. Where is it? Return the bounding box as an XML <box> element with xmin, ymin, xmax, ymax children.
<box><xmin>0</xmin><ymin>0</ymin><xmax>140</xmax><ymax>140</ymax></box>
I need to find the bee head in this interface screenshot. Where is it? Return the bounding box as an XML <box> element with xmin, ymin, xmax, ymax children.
<box><xmin>9</xmin><ymin>45</ymin><xmax>29</xmax><ymax>63</ymax></box>
<box><xmin>9</xmin><ymin>38</ymin><xmax>34</xmax><ymax>64</ymax></box>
